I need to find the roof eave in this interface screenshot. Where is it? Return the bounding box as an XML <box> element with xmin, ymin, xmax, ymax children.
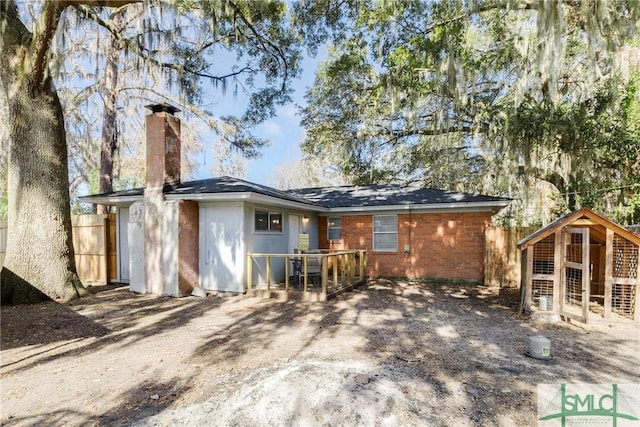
<box><xmin>78</xmin><ymin>195</ymin><xmax>143</xmax><ymax>207</ymax></box>
<box><xmin>517</xmin><ymin>207</ymin><xmax>640</xmax><ymax>250</ymax></box>
<box><xmin>325</xmin><ymin>200</ymin><xmax>511</xmax><ymax>214</ymax></box>
<box><xmin>165</xmin><ymin>192</ymin><xmax>328</xmax><ymax>212</ymax></box>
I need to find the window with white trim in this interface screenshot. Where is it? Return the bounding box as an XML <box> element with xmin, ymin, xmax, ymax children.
<box><xmin>255</xmin><ymin>210</ymin><xmax>282</xmax><ymax>232</ymax></box>
<box><xmin>327</xmin><ymin>217</ymin><xmax>342</xmax><ymax>240</ymax></box>
<box><xmin>373</xmin><ymin>215</ymin><xmax>397</xmax><ymax>251</ymax></box>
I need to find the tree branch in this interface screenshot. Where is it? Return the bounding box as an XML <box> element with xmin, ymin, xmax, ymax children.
<box><xmin>74</xmin><ymin>4</ymin><xmax>258</xmax><ymax>84</ymax></box>
<box><xmin>226</xmin><ymin>1</ymin><xmax>289</xmax><ymax>85</ymax></box>
<box><xmin>417</xmin><ymin>0</ymin><xmax>538</xmax><ymax>37</ymax></box>
<box><xmin>59</xmin><ymin>0</ymin><xmax>141</xmax><ymax>7</ymax></box>
<box><xmin>355</xmin><ymin>125</ymin><xmax>476</xmax><ymax>147</ymax></box>
<box><xmin>27</xmin><ymin>0</ymin><xmax>141</xmax><ymax>89</ymax></box>
<box><xmin>118</xmin><ymin>85</ymin><xmax>224</xmax><ymax>129</ymax></box>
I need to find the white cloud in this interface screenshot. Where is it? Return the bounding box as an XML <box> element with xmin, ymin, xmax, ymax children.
<box><xmin>278</xmin><ymin>105</ymin><xmax>299</xmax><ymax>120</ymax></box>
<box><xmin>259</xmin><ymin>121</ymin><xmax>281</xmax><ymax>136</ymax></box>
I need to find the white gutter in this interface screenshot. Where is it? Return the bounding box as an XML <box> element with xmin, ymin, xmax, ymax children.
<box><xmin>80</xmin><ymin>191</ymin><xmax>326</xmax><ymax>212</ymax></box>
<box><xmin>79</xmin><ymin>195</ymin><xmax>143</xmax><ymax>207</ymax></box>
<box><xmin>324</xmin><ymin>200</ymin><xmax>511</xmax><ymax>214</ymax></box>
<box><xmin>164</xmin><ymin>191</ymin><xmax>328</xmax><ymax>212</ymax></box>
<box><xmin>81</xmin><ymin>191</ymin><xmax>509</xmax><ymax>214</ymax></box>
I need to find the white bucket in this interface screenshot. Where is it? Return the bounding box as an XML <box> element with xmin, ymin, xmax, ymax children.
<box><xmin>539</xmin><ymin>296</ymin><xmax>548</xmax><ymax>311</ymax></box>
<box><xmin>528</xmin><ymin>335</ymin><xmax>551</xmax><ymax>360</ymax></box>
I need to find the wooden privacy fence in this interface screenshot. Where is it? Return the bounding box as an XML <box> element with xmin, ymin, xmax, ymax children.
<box><xmin>484</xmin><ymin>226</ymin><xmax>537</xmax><ymax>288</ymax></box>
<box><xmin>0</xmin><ymin>214</ymin><xmax>116</xmax><ymax>284</ymax></box>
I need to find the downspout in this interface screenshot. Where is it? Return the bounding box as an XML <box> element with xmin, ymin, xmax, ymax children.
<box><xmin>406</xmin><ymin>205</ymin><xmax>413</xmax><ymax>256</ymax></box>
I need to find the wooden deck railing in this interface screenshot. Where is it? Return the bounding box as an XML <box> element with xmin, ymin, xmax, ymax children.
<box><xmin>246</xmin><ymin>250</ymin><xmax>367</xmax><ymax>300</ymax></box>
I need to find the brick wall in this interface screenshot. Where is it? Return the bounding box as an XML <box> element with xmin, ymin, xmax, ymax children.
<box><xmin>318</xmin><ymin>211</ymin><xmax>492</xmax><ymax>282</ymax></box>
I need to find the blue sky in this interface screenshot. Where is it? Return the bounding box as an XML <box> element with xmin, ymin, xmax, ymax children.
<box><xmin>249</xmin><ymin>102</ymin><xmax>306</xmax><ymax>183</ymax></box>
<box><xmin>195</xmin><ymin>54</ymin><xmax>324</xmax><ymax>185</ymax></box>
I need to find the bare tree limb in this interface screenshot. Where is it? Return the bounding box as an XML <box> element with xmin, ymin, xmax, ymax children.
<box><xmin>226</xmin><ymin>1</ymin><xmax>289</xmax><ymax>85</ymax></box>
<box><xmin>73</xmin><ymin>3</ymin><xmax>257</xmax><ymax>84</ymax></box>
<box><xmin>60</xmin><ymin>0</ymin><xmax>141</xmax><ymax>7</ymax></box>
<box><xmin>118</xmin><ymin>85</ymin><xmax>222</xmax><ymax>127</ymax></box>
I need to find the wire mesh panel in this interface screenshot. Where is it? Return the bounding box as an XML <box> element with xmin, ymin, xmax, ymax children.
<box><xmin>532</xmin><ymin>235</ymin><xmax>555</xmax><ymax>275</ymax></box>
<box><xmin>532</xmin><ymin>279</ymin><xmax>554</xmax><ymax>311</ymax></box>
<box><xmin>565</xmin><ymin>267</ymin><xmax>583</xmax><ymax>307</ymax></box>
<box><xmin>612</xmin><ymin>283</ymin><xmax>636</xmax><ymax>319</ymax></box>
<box><xmin>610</xmin><ymin>235</ymin><xmax>639</xmax><ymax>320</ymax></box>
<box><xmin>613</xmin><ymin>235</ymin><xmax>639</xmax><ymax>279</ymax></box>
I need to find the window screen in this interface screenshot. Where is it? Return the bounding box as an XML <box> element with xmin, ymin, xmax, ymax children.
<box><xmin>373</xmin><ymin>215</ymin><xmax>397</xmax><ymax>251</ymax></box>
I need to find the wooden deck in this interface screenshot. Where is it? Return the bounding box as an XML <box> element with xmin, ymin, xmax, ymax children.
<box><xmin>246</xmin><ymin>250</ymin><xmax>367</xmax><ymax>301</ymax></box>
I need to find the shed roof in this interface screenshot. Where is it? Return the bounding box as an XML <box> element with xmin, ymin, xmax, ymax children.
<box><xmin>517</xmin><ymin>207</ymin><xmax>640</xmax><ymax>250</ymax></box>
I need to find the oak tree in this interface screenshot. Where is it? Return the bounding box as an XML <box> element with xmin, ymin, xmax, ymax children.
<box><xmin>0</xmin><ymin>0</ymin><xmax>301</xmax><ymax>304</ymax></box>
<box><xmin>297</xmin><ymin>0</ymin><xmax>640</xmax><ymax>224</ymax></box>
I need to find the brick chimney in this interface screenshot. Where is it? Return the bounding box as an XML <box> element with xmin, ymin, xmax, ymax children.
<box><xmin>139</xmin><ymin>103</ymin><xmax>198</xmax><ymax>297</ymax></box>
<box><xmin>145</xmin><ymin>103</ymin><xmax>181</xmax><ymax>188</ymax></box>
<box><xmin>144</xmin><ymin>103</ymin><xmax>181</xmax><ymax>295</ymax></box>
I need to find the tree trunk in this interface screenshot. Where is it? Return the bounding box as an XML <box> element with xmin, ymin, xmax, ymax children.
<box><xmin>0</xmin><ymin>77</ymin><xmax>88</xmax><ymax>304</ymax></box>
<box><xmin>96</xmin><ymin>10</ymin><xmax>123</xmax><ymax>215</ymax></box>
<box><xmin>0</xmin><ymin>0</ymin><xmax>87</xmax><ymax>304</ymax></box>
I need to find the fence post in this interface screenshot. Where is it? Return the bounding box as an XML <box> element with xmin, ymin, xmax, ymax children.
<box><xmin>266</xmin><ymin>255</ymin><xmax>271</xmax><ymax>290</ymax></box>
<box><xmin>285</xmin><ymin>255</ymin><xmax>290</xmax><ymax>291</ymax></box>
<box><xmin>523</xmin><ymin>246</ymin><xmax>533</xmax><ymax>313</ymax></box>
<box><xmin>349</xmin><ymin>252</ymin><xmax>355</xmax><ymax>283</ymax></box>
<box><xmin>246</xmin><ymin>255</ymin><xmax>252</xmax><ymax>291</ymax></box>
<box><xmin>103</xmin><ymin>215</ymin><xmax>109</xmax><ymax>284</ymax></box>
<box><xmin>303</xmin><ymin>256</ymin><xmax>308</xmax><ymax>292</ymax></box>
<box><xmin>321</xmin><ymin>255</ymin><xmax>328</xmax><ymax>297</ymax></box>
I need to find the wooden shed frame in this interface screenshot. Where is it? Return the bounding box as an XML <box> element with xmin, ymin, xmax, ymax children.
<box><xmin>518</xmin><ymin>208</ymin><xmax>640</xmax><ymax>324</ymax></box>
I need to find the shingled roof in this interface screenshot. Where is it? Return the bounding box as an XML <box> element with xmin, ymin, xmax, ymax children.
<box><xmin>166</xmin><ymin>177</ymin><xmax>319</xmax><ymax>206</ymax></box>
<box><xmin>286</xmin><ymin>183</ymin><xmax>510</xmax><ymax>210</ymax></box>
<box><xmin>82</xmin><ymin>177</ymin><xmax>510</xmax><ymax>212</ymax></box>
<box><xmin>82</xmin><ymin>176</ymin><xmax>322</xmax><ymax>208</ymax></box>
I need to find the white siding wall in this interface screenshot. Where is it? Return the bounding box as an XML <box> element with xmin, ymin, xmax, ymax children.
<box><xmin>128</xmin><ymin>201</ymin><xmax>146</xmax><ymax>293</ymax></box>
<box><xmin>116</xmin><ymin>208</ymin><xmax>130</xmax><ymax>283</ymax></box>
<box><xmin>247</xmin><ymin>206</ymin><xmax>320</xmax><ymax>285</ymax></box>
<box><xmin>302</xmin><ymin>214</ymin><xmax>319</xmax><ymax>249</ymax></box>
<box><xmin>199</xmin><ymin>202</ymin><xmax>246</xmax><ymax>292</ymax></box>
<box><xmin>249</xmin><ymin>205</ymin><xmax>288</xmax><ymax>285</ymax></box>
<box><xmin>162</xmin><ymin>201</ymin><xmax>180</xmax><ymax>296</ymax></box>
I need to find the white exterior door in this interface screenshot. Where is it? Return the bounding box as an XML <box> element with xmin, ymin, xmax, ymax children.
<box><xmin>289</xmin><ymin>214</ymin><xmax>300</xmax><ymax>253</ymax></box>
<box><xmin>200</xmin><ymin>203</ymin><xmax>245</xmax><ymax>292</ymax></box>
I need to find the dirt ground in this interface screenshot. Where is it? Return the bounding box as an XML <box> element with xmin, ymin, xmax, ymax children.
<box><xmin>1</xmin><ymin>279</ymin><xmax>638</xmax><ymax>426</ymax></box>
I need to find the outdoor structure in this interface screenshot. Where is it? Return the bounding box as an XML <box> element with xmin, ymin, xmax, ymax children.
<box><xmin>518</xmin><ymin>208</ymin><xmax>640</xmax><ymax>324</ymax></box>
<box><xmin>81</xmin><ymin>104</ymin><xmax>511</xmax><ymax>297</ymax></box>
